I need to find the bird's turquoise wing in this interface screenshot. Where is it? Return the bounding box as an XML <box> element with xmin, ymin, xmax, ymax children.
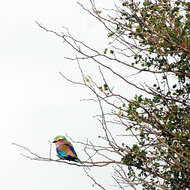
<box><xmin>57</xmin><ymin>144</ymin><xmax>77</xmax><ymax>158</ymax></box>
<box><xmin>55</xmin><ymin>140</ymin><xmax>82</xmax><ymax>163</ymax></box>
<box><xmin>56</xmin><ymin>147</ymin><xmax>66</xmax><ymax>159</ymax></box>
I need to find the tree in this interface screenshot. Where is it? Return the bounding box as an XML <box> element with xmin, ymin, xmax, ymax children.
<box><xmin>15</xmin><ymin>0</ymin><xmax>190</xmax><ymax>189</ymax></box>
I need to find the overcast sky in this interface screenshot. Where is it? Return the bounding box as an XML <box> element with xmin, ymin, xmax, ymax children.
<box><xmin>0</xmin><ymin>0</ymin><xmax>114</xmax><ymax>189</ymax></box>
<box><xmin>0</xmin><ymin>0</ymin><xmax>154</xmax><ymax>189</ymax></box>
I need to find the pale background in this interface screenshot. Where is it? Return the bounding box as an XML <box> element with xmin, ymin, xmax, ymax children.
<box><xmin>0</xmin><ymin>0</ymin><xmax>149</xmax><ymax>189</ymax></box>
<box><xmin>0</xmin><ymin>0</ymin><xmax>117</xmax><ymax>189</ymax></box>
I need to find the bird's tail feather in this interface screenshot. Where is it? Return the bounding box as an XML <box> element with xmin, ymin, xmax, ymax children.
<box><xmin>76</xmin><ymin>158</ymin><xmax>83</xmax><ymax>164</ymax></box>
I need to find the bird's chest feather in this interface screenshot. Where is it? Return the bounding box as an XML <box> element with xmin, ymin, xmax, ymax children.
<box><xmin>56</xmin><ymin>143</ymin><xmax>73</xmax><ymax>156</ymax></box>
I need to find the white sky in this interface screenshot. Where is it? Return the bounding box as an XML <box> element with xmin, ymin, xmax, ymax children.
<box><xmin>0</xmin><ymin>0</ymin><xmax>154</xmax><ymax>189</ymax></box>
<box><xmin>0</xmin><ymin>0</ymin><xmax>115</xmax><ymax>189</ymax></box>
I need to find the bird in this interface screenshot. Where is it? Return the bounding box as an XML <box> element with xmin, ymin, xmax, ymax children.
<box><xmin>53</xmin><ymin>136</ymin><xmax>82</xmax><ymax>163</ymax></box>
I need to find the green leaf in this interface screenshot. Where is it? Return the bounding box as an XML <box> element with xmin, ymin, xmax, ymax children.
<box><xmin>104</xmin><ymin>48</ymin><xmax>108</xmax><ymax>54</ymax></box>
<box><xmin>110</xmin><ymin>50</ymin><xmax>114</xmax><ymax>54</ymax></box>
<box><xmin>103</xmin><ymin>84</ymin><xmax>109</xmax><ymax>91</ymax></box>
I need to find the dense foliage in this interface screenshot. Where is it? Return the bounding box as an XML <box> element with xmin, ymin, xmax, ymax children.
<box><xmin>110</xmin><ymin>0</ymin><xmax>190</xmax><ymax>189</ymax></box>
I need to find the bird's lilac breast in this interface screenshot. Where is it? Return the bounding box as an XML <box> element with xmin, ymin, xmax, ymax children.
<box><xmin>55</xmin><ymin>140</ymin><xmax>65</xmax><ymax>148</ymax></box>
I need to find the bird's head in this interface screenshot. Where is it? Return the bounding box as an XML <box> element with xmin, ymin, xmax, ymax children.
<box><xmin>53</xmin><ymin>136</ymin><xmax>67</xmax><ymax>143</ymax></box>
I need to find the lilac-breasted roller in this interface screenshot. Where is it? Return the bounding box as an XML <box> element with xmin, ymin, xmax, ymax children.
<box><xmin>53</xmin><ymin>136</ymin><xmax>82</xmax><ymax>163</ymax></box>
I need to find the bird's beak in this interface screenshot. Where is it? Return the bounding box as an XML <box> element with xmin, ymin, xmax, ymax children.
<box><xmin>52</xmin><ymin>140</ymin><xmax>57</xmax><ymax>143</ymax></box>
